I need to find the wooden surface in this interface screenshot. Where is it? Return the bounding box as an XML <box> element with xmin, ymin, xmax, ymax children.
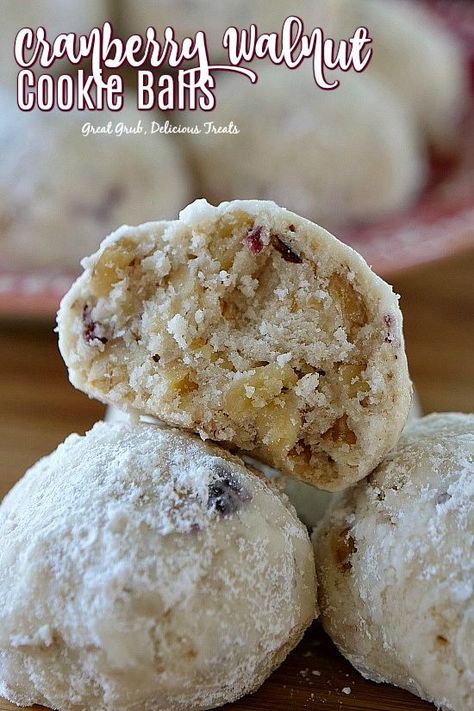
<box><xmin>0</xmin><ymin>250</ymin><xmax>473</xmax><ymax>711</ymax></box>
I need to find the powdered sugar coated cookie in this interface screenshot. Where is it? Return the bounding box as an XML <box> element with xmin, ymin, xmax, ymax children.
<box><xmin>313</xmin><ymin>413</ymin><xmax>474</xmax><ymax>711</ymax></box>
<box><xmin>0</xmin><ymin>421</ymin><xmax>316</xmax><ymax>711</ymax></box>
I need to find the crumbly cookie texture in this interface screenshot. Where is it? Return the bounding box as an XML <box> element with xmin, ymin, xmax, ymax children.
<box><xmin>58</xmin><ymin>199</ymin><xmax>411</xmax><ymax>491</ymax></box>
<box><xmin>313</xmin><ymin>413</ymin><xmax>474</xmax><ymax>711</ymax></box>
<box><xmin>0</xmin><ymin>421</ymin><xmax>316</xmax><ymax>711</ymax></box>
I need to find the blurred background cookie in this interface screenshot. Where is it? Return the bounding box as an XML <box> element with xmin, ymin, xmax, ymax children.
<box><xmin>120</xmin><ymin>0</ymin><xmax>337</xmax><ymax>58</ymax></box>
<box><xmin>0</xmin><ymin>90</ymin><xmax>191</xmax><ymax>269</ymax></box>
<box><xmin>0</xmin><ymin>0</ymin><xmax>109</xmax><ymax>87</ymax></box>
<box><xmin>334</xmin><ymin>0</ymin><xmax>468</xmax><ymax>154</ymax></box>
<box><xmin>183</xmin><ymin>66</ymin><xmax>425</xmax><ymax>230</ymax></box>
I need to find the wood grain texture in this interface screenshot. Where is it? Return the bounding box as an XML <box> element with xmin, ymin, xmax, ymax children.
<box><xmin>0</xmin><ymin>250</ymin><xmax>473</xmax><ymax>711</ymax></box>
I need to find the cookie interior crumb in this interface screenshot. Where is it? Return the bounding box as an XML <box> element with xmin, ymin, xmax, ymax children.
<box><xmin>59</xmin><ymin>200</ymin><xmax>410</xmax><ymax>489</ymax></box>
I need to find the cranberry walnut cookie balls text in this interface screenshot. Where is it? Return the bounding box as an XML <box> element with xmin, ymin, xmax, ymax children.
<box><xmin>58</xmin><ymin>199</ymin><xmax>412</xmax><ymax>491</ymax></box>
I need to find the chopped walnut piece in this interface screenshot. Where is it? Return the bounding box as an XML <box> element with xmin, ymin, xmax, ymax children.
<box><xmin>220</xmin><ymin>299</ymin><xmax>239</xmax><ymax>321</ymax></box>
<box><xmin>322</xmin><ymin>415</ymin><xmax>357</xmax><ymax>445</ymax></box>
<box><xmin>161</xmin><ymin>365</ymin><xmax>198</xmax><ymax>397</ymax></box>
<box><xmin>332</xmin><ymin>527</ymin><xmax>356</xmax><ymax>573</ymax></box>
<box><xmin>225</xmin><ymin>364</ymin><xmax>298</xmax><ymax>415</ymax></box>
<box><xmin>329</xmin><ymin>273</ymin><xmax>368</xmax><ymax>338</ymax></box>
<box><xmin>339</xmin><ymin>364</ymin><xmax>370</xmax><ymax>398</ymax></box>
<box><xmin>91</xmin><ymin>238</ymin><xmax>138</xmax><ymax>298</ymax></box>
<box><xmin>289</xmin><ymin>439</ymin><xmax>313</xmax><ymax>463</ymax></box>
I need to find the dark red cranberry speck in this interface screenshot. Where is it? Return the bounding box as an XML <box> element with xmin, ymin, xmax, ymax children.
<box><xmin>271</xmin><ymin>234</ymin><xmax>302</xmax><ymax>263</ymax></box>
<box><xmin>207</xmin><ymin>467</ymin><xmax>252</xmax><ymax>517</ymax></box>
<box><xmin>82</xmin><ymin>305</ymin><xmax>108</xmax><ymax>345</ymax></box>
<box><xmin>384</xmin><ymin>315</ymin><xmax>394</xmax><ymax>344</ymax></box>
<box><xmin>244</xmin><ymin>226</ymin><xmax>264</xmax><ymax>255</ymax></box>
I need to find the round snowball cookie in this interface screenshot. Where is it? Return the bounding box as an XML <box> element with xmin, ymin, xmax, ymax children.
<box><xmin>335</xmin><ymin>0</ymin><xmax>468</xmax><ymax>153</ymax></box>
<box><xmin>0</xmin><ymin>90</ymin><xmax>191</xmax><ymax>270</ymax></box>
<box><xmin>184</xmin><ymin>66</ymin><xmax>425</xmax><ymax>230</ymax></box>
<box><xmin>0</xmin><ymin>421</ymin><xmax>317</xmax><ymax>711</ymax></box>
<box><xmin>58</xmin><ymin>198</ymin><xmax>411</xmax><ymax>491</ymax></box>
<box><xmin>0</xmin><ymin>0</ymin><xmax>108</xmax><ymax>86</ymax></box>
<box><xmin>313</xmin><ymin>413</ymin><xmax>474</xmax><ymax>711</ymax></box>
<box><xmin>120</xmin><ymin>0</ymin><xmax>336</xmax><ymax>59</ymax></box>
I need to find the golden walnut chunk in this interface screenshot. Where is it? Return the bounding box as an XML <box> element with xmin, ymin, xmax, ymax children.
<box><xmin>167</xmin><ymin>263</ymin><xmax>197</xmax><ymax>299</ymax></box>
<box><xmin>322</xmin><ymin>415</ymin><xmax>357</xmax><ymax>445</ymax></box>
<box><xmin>224</xmin><ymin>365</ymin><xmax>302</xmax><ymax>460</ymax></box>
<box><xmin>225</xmin><ymin>364</ymin><xmax>298</xmax><ymax>415</ymax></box>
<box><xmin>208</xmin><ymin>213</ymin><xmax>254</xmax><ymax>270</ymax></box>
<box><xmin>91</xmin><ymin>238</ymin><xmax>138</xmax><ymax>298</ymax></box>
<box><xmin>329</xmin><ymin>273</ymin><xmax>368</xmax><ymax>338</ymax></box>
<box><xmin>160</xmin><ymin>364</ymin><xmax>198</xmax><ymax>398</ymax></box>
<box><xmin>339</xmin><ymin>364</ymin><xmax>370</xmax><ymax>399</ymax></box>
<box><xmin>256</xmin><ymin>392</ymin><xmax>301</xmax><ymax>463</ymax></box>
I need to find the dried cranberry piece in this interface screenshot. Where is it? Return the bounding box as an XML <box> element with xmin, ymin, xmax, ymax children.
<box><xmin>82</xmin><ymin>304</ymin><xmax>109</xmax><ymax>345</ymax></box>
<box><xmin>271</xmin><ymin>234</ymin><xmax>302</xmax><ymax>263</ymax></box>
<box><xmin>207</xmin><ymin>467</ymin><xmax>252</xmax><ymax>517</ymax></box>
<box><xmin>384</xmin><ymin>315</ymin><xmax>394</xmax><ymax>344</ymax></box>
<box><xmin>244</xmin><ymin>225</ymin><xmax>264</xmax><ymax>255</ymax></box>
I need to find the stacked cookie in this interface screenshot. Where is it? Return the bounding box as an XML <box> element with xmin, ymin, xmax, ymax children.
<box><xmin>0</xmin><ymin>199</ymin><xmax>472</xmax><ymax>711</ymax></box>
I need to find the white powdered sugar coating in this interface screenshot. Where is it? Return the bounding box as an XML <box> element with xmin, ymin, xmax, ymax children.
<box><xmin>314</xmin><ymin>413</ymin><xmax>474</xmax><ymax>711</ymax></box>
<box><xmin>0</xmin><ymin>421</ymin><xmax>317</xmax><ymax>711</ymax></box>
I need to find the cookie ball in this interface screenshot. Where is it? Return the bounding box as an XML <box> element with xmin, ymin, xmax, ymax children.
<box><xmin>0</xmin><ymin>0</ymin><xmax>108</xmax><ymax>86</ymax></box>
<box><xmin>58</xmin><ymin>198</ymin><xmax>411</xmax><ymax>491</ymax></box>
<box><xmin>120</xmin><ymin>0</ymin><xmax>336</xmax><ymax>59</ymax></box>
<box><xmin>0</xmin><ymin>90</ymin><xmax>191</xmax><ymax>269</ymax></box>
<box><xmin>184</xmin><ymin>66</ymin><xmax>425</xmax><ymax>229</ymax></box>
<box><xmin>313</xmin><ymin>413</ymin><xmax>474</xmax><ymax>711</ymax></box>
<box><xmin>0</xmin><ymin>421</ymin><xmax>316</xmax><ymax>711</ymax></box>
<box><xmin>335</xmin><ymin>0</ymin><xmax>468</xmax><ymax>153</ymax></box>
